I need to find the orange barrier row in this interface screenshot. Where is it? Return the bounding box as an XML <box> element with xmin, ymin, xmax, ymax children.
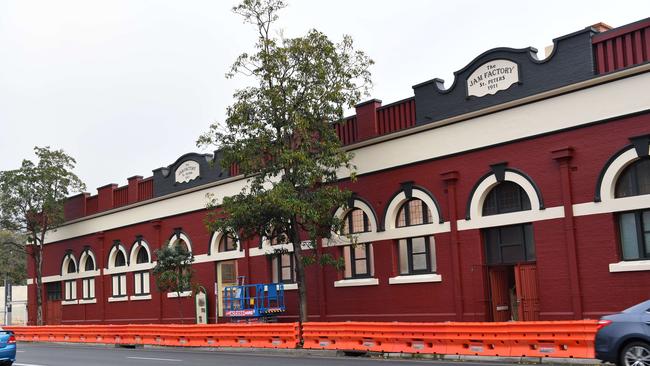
<box><xmin>6</xmin><ymin>320</ymin><xmax>599</xmax><ymax>358</ymax></box>
<box><xmin>6</xmin><ymin>323</ymin><xmax>299</xmax><ymax>349</ymax></box>
<box><xmin>301</xmin><ymin>321</ymin><xmax>599</xmax><ymax>359</ymax></box>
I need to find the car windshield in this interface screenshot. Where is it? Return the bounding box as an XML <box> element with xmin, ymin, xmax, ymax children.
<box><xmin>622</xmin><ymin>300</ymin><xmax>650</xmax><ymax>314</ymax></box>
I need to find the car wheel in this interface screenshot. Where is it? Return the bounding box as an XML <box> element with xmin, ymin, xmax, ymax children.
<box><xmin>620</xmin><ymin>341</ymin><xmax>650</xmax><ymax>366</ymax></box>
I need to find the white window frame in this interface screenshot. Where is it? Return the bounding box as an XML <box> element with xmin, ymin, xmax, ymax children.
<box><xmin>111</xmin><ymin>273</ymin><xmax>127</xmax><ymax>297</ymax></box>
<box><xmin>133</xmin><ymin>271</ymin><xmax>150</xmax><ymax>296</ymax></box>
<box><xmin>64</xmin><ymin>280</ymin><xmax>77</xmax><ymax>301</ymax></box>
<box><xmin>81</xmin><ymin>277</ymin><xmax>95</xmax><ymax>300</ymax></box>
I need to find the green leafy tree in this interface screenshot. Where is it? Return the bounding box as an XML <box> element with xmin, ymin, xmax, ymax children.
<box><xmin>0</xmin><ymin>231</ymin><xmax>27</xmax><ymax>285</ymax></box>
<box><xmin>152</xmin><ymin>244</ymin><xmax>195</xmax><ymax>323</ymax></box>
<box><xmin>197</xmin><ymin>0</ymin><xmax>373</xmax><ymax>323</ymax></box>
<box><xmin>0</xmin><ymin>147</ymin><xmax>85</xmax><ymax>325</ymax></box>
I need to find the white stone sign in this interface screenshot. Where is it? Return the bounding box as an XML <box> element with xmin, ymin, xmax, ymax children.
<box><xmin>467</xmin><ymin>59</ymin><xmax>519</xmax><ymax>97</ymax></box>
<box><xmin>175</xmin><ymin>160</ymin><xmax>200</xmax><ymax>184</ymax></box>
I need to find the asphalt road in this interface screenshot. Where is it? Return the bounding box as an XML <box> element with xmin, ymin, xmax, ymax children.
<box><xmin>12</xmin><ymin>342</ymin><xmax>521</xmax><ymax>366</ymax></box>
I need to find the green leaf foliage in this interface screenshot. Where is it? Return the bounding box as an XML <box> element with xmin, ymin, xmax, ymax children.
<box><xmin>197</xmin><ymin>0</ymin><xmax>373</xmax><ymax>322</ymax></box>
<box><xmin>0</xmin><ymin>146</ymin><xmax>85</xmax><ymax>325</ymax></box>
<box><xmin>0</xmin><ymin>230</ymin><xmax>27</xmax><ymax>285</ymax></box>
<box><xmin>152</xmin><ymin>243</ymin><xmax>195</xmax><ymax>295</ymax></box>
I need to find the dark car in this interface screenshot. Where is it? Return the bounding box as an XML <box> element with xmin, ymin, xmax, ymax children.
<box><xmin>595</xmin><ymin>299</ymin><xmax>650</xmax><ymax>366</ymax></box>
<box><xmin>0</xmin><ymin>327</ymin><xmax>16</xmax><ymax>366</ymax></box>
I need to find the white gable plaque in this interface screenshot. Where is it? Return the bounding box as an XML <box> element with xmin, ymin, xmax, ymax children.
<box><xmin>467</xmin><ymin>60</ymin><xmax>519</xmax><ymax>97</ymax></box>
<box><xmin>175</xmin><ymin>160</ymin><xmax>200</xmax><ymax>184</ymax></box>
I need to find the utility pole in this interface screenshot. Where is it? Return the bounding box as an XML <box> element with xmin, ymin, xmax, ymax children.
<box><xmin>3</xmin><ymin>249</ymin><xmax>12</xmax><ymax>325</ymax></box>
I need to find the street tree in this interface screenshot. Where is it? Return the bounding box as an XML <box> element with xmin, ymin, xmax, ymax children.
<box><xmin>197</xmin><ymin>0</ymin><xmax>373</xmax><ymax>323</ymax></box>
<box><xmin>0</xmin><ymin>146</ymin><xmax>85</xmax><ymax>325</ymax></box>
<box><xmin>152</xmin><ymin>243</ymin><xmax>195</xmax><ymax>323</ymax></box>
<box><xmin>0</xmin><ymin>230</ymin><xmax>27</xmax><ymax>285</ymax></box>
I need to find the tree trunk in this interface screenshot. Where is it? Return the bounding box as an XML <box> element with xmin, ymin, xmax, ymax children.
<box><xmin>177</xmin><ymin>294</ymin><xmax>184</xmax><ymax>324</ymax></box>
<box><xmin>35</xmin><ymin>245</ymin><xmax>43</xmax><ymax>325</ymax></box>
<box><xmin>290</xmin><ymin>220</ymin><xmax>308</xmax><ymax>325</ymax></box>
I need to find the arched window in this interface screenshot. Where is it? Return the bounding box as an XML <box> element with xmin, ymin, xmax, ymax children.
<box><xmin>615</xmin><ymin>158</ymin><xmax>650</xmax><ymax>198</ymax></box>
<box><xmin>136</xmin><ymin>246</ymin><xmax>149</xmax><ymax>264</ymax></box>
<box><xmin>616</xmin><ymin>158</ymin><xmax>650</xmax><ymax>261</ymax></box>
<box><xmin>67</xmin><ymin>259</ymin><xmax>77</xmax><ymax>274</ymax></box>
<box><xmin>396</xmin><ymin>199</ymin><xmax>431</xmax><ymax>227</ymax></box>
<box><xmin>171</xmin><ymin>238</ymin><xmax>189</xmax><ymax>252</ymax></box>
<box><xmin>482</xmin><ymin>181</ymin><xmax>531</xmax><ymax>216</ymax></box>
<box><xmin>340</xmin><ymin>207</ymin><xmax>374</xmax><ymax>279</ymax></box>
<box><xmin>394</xmin><ymin>199</ymin><xmax>436</xmax><ymax>275</ymax></box>
<box><xmin>84</xmin><ymin>256</ymin><xmax>95</xmax><ymax>271</ymax></box>
<box><xmin>114</xmin><ymin>251</ymin><xmax>126</xmax><ymax>267</ymax></box>
<box><xmin>481</xmin><ymin>182</ymin><xmax>535</xmax><ymax>265</ymax></box>
<box><xmin>219</xmin><ymin>234</ymin><xmax>237</xmax><ymax>252</ymax></box>
<box><xmin>63</xmin><ymin>254</ymin><xmax>77</xmax><ymax>301</ymax></box>
<box><xmin>81</xmin><ymin>254</ymin><xmax>96</xmax><ymax>300</ymax></box>
<box><xmin>343</xmin><ymin>208</ymin><xmax>371</xmax><ymax>234</ymax></box>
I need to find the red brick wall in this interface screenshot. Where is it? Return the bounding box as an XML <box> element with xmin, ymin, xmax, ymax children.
<box><xmin>27</xmin><ymin>111</ymin><xmax>650</xmax><ymax>324</ymax></box>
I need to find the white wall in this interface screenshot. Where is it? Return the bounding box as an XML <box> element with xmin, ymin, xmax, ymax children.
<box><xmin>0</xmin><ymin>285</ymin><xmax>28</xmax><ymax>326</ymax></box>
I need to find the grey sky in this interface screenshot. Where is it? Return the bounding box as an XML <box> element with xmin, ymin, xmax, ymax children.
<box><xmin>1</xmin><ymin>1</ymin><xmax>648</xmax><ymax>192</ymax></box>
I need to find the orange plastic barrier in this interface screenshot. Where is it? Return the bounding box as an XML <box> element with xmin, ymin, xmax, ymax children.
<box><xmin>6</xmin><ymin>323</ymin><xmax>300</xmax><ymax>349</ymax></box>
<box><xmin>7</xmin><ymin>320</ymin><xmax>599</xmax><ymax>358</ymax></box>
<box><xmin>301</xmin><ymin>320</ymin><xmax>599</xmax><ymax>359</ymax></box>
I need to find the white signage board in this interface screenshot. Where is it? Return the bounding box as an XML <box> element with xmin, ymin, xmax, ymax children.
<box><xmin>175</xmin><ymin>160</ymin><xmax>200</xmax><ymax>184</ymax></box>
<box><xmin>467</xmin><ymin>59</ymin><xmax>519</xmax><ymax>97</ymax></box>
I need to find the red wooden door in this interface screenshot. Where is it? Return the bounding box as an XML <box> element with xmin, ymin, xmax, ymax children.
<box><xmin>488</xmin><ymin>267</ymin><xmax>511</xmax><ymax>322</ymax></box>
<box><xmin>515</xmin><ymin>263</ymin><xmax>540</xmax><ymax>321</ymax></box>
<box><xmin>46</xmin><ymin>300</ymin><xmax>62</xmax><ymax>325</ymax></box>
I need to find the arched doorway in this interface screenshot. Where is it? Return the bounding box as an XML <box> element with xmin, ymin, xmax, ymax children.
<box><xmin>482</xmin><ymin>181</ymin><xmax>539</xmax><ymax>321</ymax></box>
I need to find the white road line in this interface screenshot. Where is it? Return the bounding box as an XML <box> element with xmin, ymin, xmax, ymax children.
<box><xmin>15</xmin><ymin>363</ymin><xmax>48</xmax><ymax>366</ymax></box>
<box><xmin>16</xmin><ymin>350</ymin><xmax>26</xmax><ymax>352</ymax></box>
<box><xmin>126</xmin><ymin>356</ymin><xmax>182</xmax><ymax>362</ymax></box>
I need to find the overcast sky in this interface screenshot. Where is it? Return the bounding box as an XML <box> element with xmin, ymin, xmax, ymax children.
<box><xmin>1</xmin><ymin>1</ymin><xmax>648</xmax><ymax>192</ymax></box>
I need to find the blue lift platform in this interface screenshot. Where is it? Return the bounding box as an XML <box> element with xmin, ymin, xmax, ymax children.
<box><xmin>223</xmin><ymin>277</ymin><xmax>286</xmax><ymax>322</ymax></box>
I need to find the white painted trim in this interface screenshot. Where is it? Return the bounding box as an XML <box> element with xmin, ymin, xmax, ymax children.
<box><xmin>61</xmin><ymin>300</ymin><xmax>78</xmax><ymax>305</ymax></box>
<box><xmin>457</xmin><ymin>206</ymin><xmax>565</xmax><ymax>231</ymax></box>
<box><xmin>574</xmin><ymin>195</ymin><xmax>650</xmax><ymax>217</ymax></box>
<box><xmin>61</xmin><ymin>254</ymin><xmax>78</xmax><ymax>276</ymax></box>
<box><xmin>209</xmin><ymin>231</ymin><xmax>242</xmax><ymax>256</ymax></box>
<box><xmin>323</xmin><ymin>222</ymin><xmax>450</xmax><ymax>246</ymax></box>
<box><xmin>339</xmin><ymin>72</ymin><xmax>650</xmax><ymax>179</ymax></box>
<box><xmin>333</xmin><ymin>199</ymin><xmax>378</xmax><ymax>233</ymax></box>
<box><xmin>108</xmin><ymin>296</ymin><xmax>129</xmax><ymax>303</ymax></box>
<box><xmin>27</xmin><ymin>279</ymin><xmax>33</xmax><ymax>285</ymax></box>
<box><xmin>103</xmin><ymin>266</ymin><xmax>129</xmax><ymax>276</ymax></box>
<box><xmin>130</xmin><ymin>262</ymin><xmax>155</xmax><ymax>272</ymax></box>
<box><xmin>79</xmin><ymin>250</ymin><xmax>97</xmax><ymax>274</ymax></box>
<box><xmin>466</xmin><ymin>171</ymin><xmax>543</xmax><ymax>221</ymax></box>
<box><xmin>167</xmin><ymin>291</ymin><xmax>192</xmax><ymax>298</ymax></box>
<box><xmin>195</xmin><ymin>250</ymin><xmax>244</xmax><ymax>264</ymax></box>
<box><xmin>129</xmin><ymin>294</ymin><xmax>152</xmax><ymax>301</ymax></box>
<box><xmin>333</xmin><ymin>278</ymin><xmax>379</xmax><ymax>288</ymax></box>
<box><xmin>129</xmin><ymin>239</ymin><xmax>152</xmax><ymax>266</ymax></box>
<box><xmin>600</xmin><ymin>148</ymin><xmax>648</xmax><ymax>202</ymax></box>
<box><xmin>46</xmin><ymin>270</ymin><xmax>102</xmax><ymax>283</ymax></box>
<box><xmin>388</xmin><ymin>273</ymin><xmax>442</xmax><ymax>285</ymax></box>
<box><xmin>78</xmin><ymin>298</ymin><xmax>97</xmax><ymax>304</ymax></box>
<box><xmin>609</xmin><ymin>260</ymin><xmax>650</xmax><ymax>273</ymax></box>
<box><xmin>168</xmin><ymin>232</ymin><xmax>193</xmax><ymax>253</ymax></box>
<box><xmin>282</xmin><ymin>283</ymin><xmax>298</xmax><ymax>290</ymax></box>
<box><xmin>107</xmin><ymin>245</ymin><xmax>128</xmax><ymax>271</ymax></box>
<box><xmin>384</xmin><ymin>189</ymin><xmax>441</xmax><ymax>230</ymax></box>
<box><xmin>249</xmin><ymin>242</ymin><xmax>293</xmax><ymax>257</ymax></box>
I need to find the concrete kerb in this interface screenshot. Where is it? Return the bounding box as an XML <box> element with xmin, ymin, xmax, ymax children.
<box><xmin>22</xmin><ymin>341</ymin><xmax>605</xmax><ymax>364</ymax></box>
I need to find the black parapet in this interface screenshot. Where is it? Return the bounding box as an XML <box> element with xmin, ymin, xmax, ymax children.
<box><xmin>413</xmin><ymin>27</ymin><xmax>598</xmax><ymax>125</ymax></box>
<box><xmin>152</xmin><ymin>151</ymin><xmax>229</xmax><ymax>198</ymax></box>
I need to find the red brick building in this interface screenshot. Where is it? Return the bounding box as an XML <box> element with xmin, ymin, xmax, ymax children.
<box><xmin>27</xmin><ymin>18</ymin><xmax>650</xmax><ymax>325</ymax></box>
